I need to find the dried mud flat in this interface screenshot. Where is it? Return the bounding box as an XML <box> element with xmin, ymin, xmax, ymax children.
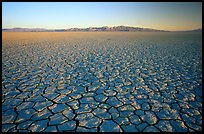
<box><xmin>2</xmin><ymin>32</ymin><xmax>202</xmax><ymax>132</ymax></box>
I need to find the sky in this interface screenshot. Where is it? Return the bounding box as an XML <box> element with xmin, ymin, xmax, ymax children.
<box><xmin>2</xmin><ymin>2</ymin><xmax>202</xmax><ymax>31</ymax></box>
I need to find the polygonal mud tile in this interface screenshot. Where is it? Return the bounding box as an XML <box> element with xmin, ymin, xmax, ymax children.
<box><xmin>128</xmin><ymin>114</ymin><xmax>141</xmax><ymax>125</ymax></box>
<box><xmin>136</xmin><ymin>122</ymin><xmax>149</xmax><ymax>132</ymax></box>
<box><xmin>88</xmin><ymin>99</ymin><xmax>100</xmax><ymax>108</ymax></box>
<box><xmin>62</xmin><ymin>109</ymin><xmax>75</xmax><ymax>120</ymax></box>
<box><xmin>28</xmin><ymin>119</ymin><xmax>49</xmax><ymax>132</ymax></box>
<box><xmin>69</xmin><ymin>93</ymin><xmax>82</xmax><ymax>99</ymax></box>
<box><xmin>2</xmin><ymin>105</ymin><xmax>15</xmax><ymax>112</ymax></box>
<box><xmin>80</xmin><ymin>117</ymin><xmax>102</xmax><ymax>128</ymax></box>
<box><xmin>103</xmin><ymin>89</ymin><xmax>117</xmax><ymax>96</ymax></box>
<box><xmin>140</xmin><ymin>111</ymin><xmax>158</xmax><ymax>125</ymax></box>
<box><xmin>16</xmin><ymin>101</ymin><xmax>35</xmax><ymax>111</ymax></box>
<box><xmin>7</xmin><ymin>127</ymin><xmax>18</xmax><ymax>132</ymax></box>
<box><xmin>32</xmin><ymin>88</ymin><xmax>43</xmax><ymax>96</ymax></box>
<box><xmin>2</xmin><ymin>124</ymin><xmax>16</xmax><ymax>132</ymax></box>
<box><xmin>58</xmin><ymin>120</ymin><xmax>76</xmax><ymax>131</ymax></box>
<box><xmin>95</xmin><ymin>87</ymin><xmax>107</xmax><ymax>94</ymax></box>
<box><xmin>143</xmin><ymin>126</ymin><xmax>160</xmax><ymax>132</ymax></box>
<box><xmin>53</xmin><ymin>94</ymin><xmax>71</xmax><ymax>103</ymax></box>
<box><xmin>16</xmin><ymin>109</ymin><xmax>36</xmax><ymax>123</ymax></box>
<box><xmin>31</xmin><ymin>108</ymin><xmax>52</xmax><ymax>120</ymax></box>
<box><xmin>94</xmin><ymin>94</ymin><xmax>108</xmax><ymax>103</ymax></box>
<box><xmin>48</xmin><ymin>103</ymin><xmax>69</xmax><ymax>114</ymax></box>
<box><xmin>3</xmin><ymin>98</ymin><xmax>23</xmax><ymax>106</ymax></box>
<box><xmin>4</xmin><ymin>83</ymin><xmax>16</xmax><ymax>90</ymax></box>
<box><xmin>79</xmin><ymin>96</ymin><xmax>95</xmax><ymax>104</ymax></box>
<box><xmin>100</xmin><ymin>120</ymin><xmax>122</xmax><ymax>132</ymax></box>
<box><xmin>189</xmin><ymin>101</ymin><xmax>202</xmax><ymax>108</ymax></box>
<box><xmin>114</xmin><ymin>117</ymin><xmax>130</xmax><ymax>126</ymax></box>
<box><xmin>76</xmin><ymin>103</ymin><xmax>92</xmax><ymax>114</ymax></box>
<box><xmin>118</xmin><ymin>104</ymin><xmax>135</xmax><ymax>112</ymax></box>
<box><xmin>131</xmin><ymin>101</ymin><xmax>142</xmax><ymax>110</ymax></box>
<box><xmin>87</xmin><ymin>84</ymin><xmax>99</xmax><ymax>92</ymax></box>
<box><xmin>168</xmin><ymin>109</ymin><xmax>182</xmax><ymax>120</ymax></box>
<box><xmin>155</xmin><ymin>109</ymin><xmax>171</xmax><ymax>120</ymax></box>
<box><xmin>43</xmin><ymin>92</ymin><xmax>59</xmax><ymax>100</ymax></box>
<box><xmin>117</xmin><ymin>95</ymin><xmax>132</xmax><ymax>104</ymax></box>
<box><xmin>18</xmin><ymin>129</ymin><xmax>31</xmax><ymax>132</ymax></box>
<box><xmin>92</xmin><ymin>107</ymin><xmax>111</xmax><ymax>119</ymax></box>
<box><xmin>54</xmin><ymin>89</ymin><xmax>72</xmax><ymax>96</ymax></box>
<box><xmin>108</xmin><ymin>107</ymin><xmax>120</xmax><ymax>119</ymax></box>
<box><xmin>121</xmin><ymin>124</ymin><xmax>138</xmax><ymax>132</ymax></box>
<box><xmin>76</xmin><ymin>127</ymin><xmax>97</xmax><ymax>132</ymax></box>
<box><xmin>75</xmin><ymin>112</ymin><xmax>95</xmax><ymax>121</ymax></box>
<box><xmin>155</xmin><ymin>120</ymin><xmax>175</xmax><ymax>132</ymax></box>
<box><xmin>26</xmin><ymin>95</ymin><xmax>47</xmax><ymax>102</ymax></box>
<box><xmin>180</xmin><ymin>113</ymin><xmax>201</xmax><ymax>131</ymax></box>
<box><xmin>43</xmin><ymin>126</ymin><xmax>58</xmax><ymax>132</ymax></box>
<box><xmin>2</xmin><ymin>109</ymin><xmax>17</xmax><ymax>124</ymax></box>
<box><xmin>170</xmin><ymin>120</ymin><xmax>188</xmax><ymax>132</ymax></box>
<box><xmin>120</xmin><ymin>110</ymin><xmax>135</xmax><ymax>118</ymax></box>
<box><xmin>45</xmin><ymin>86</ymin><xmax>58</xmax><ymax>94</ymax></box>
<box><xmin>75</xmin><ymin>86</ymin><xmax>86</xmax><ymax>93</ymax></box>
<box><xmin>14</xmin><ymin>91</ymin><xmax>32</xmax><ymax>99</ymax></box>
<box><xmin>171</xmin><ymin>103</ymin><xmax>181</xmax><ymax>110</ymax></box>
<box><xmin>4</xmin><ymin>90</ymin><xmax>21</xmax><ymax>99</ymax></box>
<box><xmin>33</xmin><ymin>101</ymin><xmax>53</xmax><ymax>112</ymax></box>
<box><xmin>17</xmin><ymin>120</ymin><xmax>33</xmax><ymax>130</ymax></box>
<box><xmin>67</xmin><ymin>100</ymin><xmax>80</xmax><ymax>110</ymax></box>
<box><xmin>49</xmin><ymin>112</ymin><xmax>68</xmax><ymax>125</ymax></box>
<box><xmin>181</xmin><ymin>108</ymin><xmax>201</xmax><ymax>117</ymax></box>
<box><xmin>141</xmin><ymin>102</ymin><xmax>151</xmax><ymax>111</ymax></box>
<box><xmin>106</xmin><ymin>97</ymin><xmax>123</xmax><ymax>107</ymax></box>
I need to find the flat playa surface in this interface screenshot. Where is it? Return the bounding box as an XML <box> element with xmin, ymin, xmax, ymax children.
<box><xmin>2</xmin><ymin>32</ymin><xmax>202</xmax><ymax>132</ymax></box>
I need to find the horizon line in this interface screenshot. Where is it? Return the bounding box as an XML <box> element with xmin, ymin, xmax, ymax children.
<box><xmin>2</xmin><ymin>25</ymin><xmax>202</xmax><ymax>32</ymax></box>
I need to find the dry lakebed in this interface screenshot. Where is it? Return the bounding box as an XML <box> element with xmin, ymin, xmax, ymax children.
<box><xmin>2</xmin><ymin>32</ymin><xmax>202</xmax><ymax>132</ymax></box>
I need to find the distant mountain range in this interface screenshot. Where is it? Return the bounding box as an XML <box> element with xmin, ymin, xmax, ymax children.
<box><xmin>64</xmin><ymin>26</ymin><xmax>169</xmax><ymax>32</ymax></box>
<box><xmin>2</xmin><ymin>26</ymin><xmax>202</xmax><ymax>32</ymax></box>
<box><xmin>177</xmin><ymin>28</ymin><xmax>202</xmax><ymax>32</ymax></box>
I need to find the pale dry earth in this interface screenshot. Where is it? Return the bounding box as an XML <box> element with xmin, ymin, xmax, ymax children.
<box><xmin>2</xmin><ymin>32</ymin><xmax>202</xmax><ymax>132</ymax></box>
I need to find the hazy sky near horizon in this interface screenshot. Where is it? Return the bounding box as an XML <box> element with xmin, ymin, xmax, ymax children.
<box><xmin>2</xmin><ymin>2</ymin><xmax>202</xmax><ymax>31</ymax></box>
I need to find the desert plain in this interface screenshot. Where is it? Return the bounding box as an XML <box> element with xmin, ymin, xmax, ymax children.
<box><xmin>2</xmin><ymin>32</ymin><xmax>202</xmax><ymax>132</ymax></box>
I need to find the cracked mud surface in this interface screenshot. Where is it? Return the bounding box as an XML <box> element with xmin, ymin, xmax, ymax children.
<box><xmin>2</xmin><ymin>32</ymin><xmax>202</xmax><ymax>132</ymax></box>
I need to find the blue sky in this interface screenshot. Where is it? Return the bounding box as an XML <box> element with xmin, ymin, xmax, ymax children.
<box><xmin>2</xmin><ymin>2</ymin><xmax>202</xmax><ymax>31</ymax></box>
